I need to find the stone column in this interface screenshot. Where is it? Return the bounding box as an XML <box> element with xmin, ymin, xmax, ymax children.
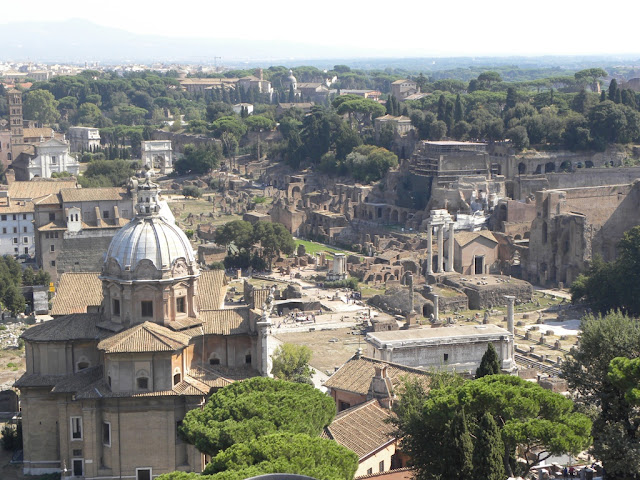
<box><xmin>436</xmin><ymin>225</ymin><xmax>444</xmax><ymax>273</ymax></box>
<box><xmin>426</xmin><ymin>224</ymin><xmax>433</xmax><ymax>275</ymax></box>
<box><xmin>433</xmin><ymin>294</ymin><xmax>439</xmax><ymax>322</ymax></box>
<box><xmin>505</xmin><ymin>295</ymin><xmax>515</xmax><ymax>334</ymax></box>
<box><xmin>446</xmin><ymin>222</ymin><xmax>455</xmax><ymax>273</ymax></box>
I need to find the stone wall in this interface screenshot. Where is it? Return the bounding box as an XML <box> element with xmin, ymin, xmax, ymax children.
<box><xmin>444</xmin><ymin>276</ymin><xmax>533</xmax><ymax>310</ymax></box>
<box><xmin>56</xmin><ymin>235</ymin><xmax>115</xmax><ymax>278</ymax></box>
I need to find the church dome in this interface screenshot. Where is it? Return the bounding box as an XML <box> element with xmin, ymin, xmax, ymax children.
<box><xmin>103</xmin><ymin>177</ymin><xmax>196</xmax><ymax>278</ymax></box>
<box><xmin>105</xmin><ymin>215</ymin><xmax>195</xmax><ymax>272</ymax></box>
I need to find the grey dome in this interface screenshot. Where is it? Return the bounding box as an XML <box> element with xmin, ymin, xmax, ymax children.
<box><xmin>105</xmin><ymin>215</ymin><xmax>195</xmax><ymax>271</ymax></box>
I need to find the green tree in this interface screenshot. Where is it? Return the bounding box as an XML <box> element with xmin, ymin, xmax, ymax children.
<box><xmin>451</xmin><ymin>409</ymin><xmax>473</xmax><ymax>480</ymax></box>
<box><xmin>252</xmin><ymin>221</ymin><xmax>296</xmax><ymax>269</ymax></box>
<box><xmin>181</xmin><ymin>185</ymin><xmax>201</xmax><ymax>198</ymax></box>
<box><xmin>75</xmin><ymin>102</ymin><xmax>102</xmax><ymax>126</ymax></box>
<box><xmin>178</xmin><ymin>377</ymin><xmax>336</xmax><ymax>457</ymax></box>
<box><xmin>609</xmin><ymin>79</ymin><xmax>619</xmax><ymax>103</ymax></box>
<box><xmin>393</xmin><ymin>375</ymin><xmax>591</xmax><ymax>478</ymax></box>
<box><xmin>214</xmin><ymin>220</ymin><xmax>254</xmax><ymax>251</ymax></box>
<box><xmin>506</xmin><ymin>125</ymin><xmax>530</xmax><ymax>151</ymax></box>
<box><xmin>174</xmin><ymin>143</ymin><xmax>221</xmax><ymax>175</ymax></box>
<box><xmin>571</xmin><ymin>226</ymin><xmax>640</xmax><ymax>315</ymax></box>
<box><xmin>271</xmin><ymin>344</ymin><xmax>313</xmax><ymax>383</ymax></box>
<box><xmin>344</xmin><ymin>145</ymin><xmax>398</xmax><ymax>183</ymax></box>
<box><xmin>23</xmin><ymin>90</ymin><xmax>60</xmax><ymax>124</ymax></box>
<box><xmin>473</xmin><ymin>412</ymin><xmax>506</xmax><ymax>480</ymax></box>
<box><xmin>80</xmin><ymin>159</ymin><xmax>137</xmax><ymax>187</ymax></box>
<box><xmin>475</xmin><ymin>343</ymin><xmax>501</xmax><ymax>378</ymax></box>
<box><xmin>2</xmin><ymin>285</ymin><xmax>25</xmax><ymax>317</ymax></box>
<box><xmin>561</xmin><ymin>311</ymin><xmax>640</xmax><ymax>478</ymax></box>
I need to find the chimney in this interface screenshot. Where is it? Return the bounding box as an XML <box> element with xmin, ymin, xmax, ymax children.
<box><xmin>95</xmin><ymin>206</ymin><xmax>103</xmax><ymax>227</ymax></box>
<box><xmin>114</xmin><ymin>205</ymin><xmax>120</xmax><ymax>220</ymax></box>
<box><xmin>367</xmin><ymin>363</ymin><xmax>394</xmax><ymax>408</ymax></box>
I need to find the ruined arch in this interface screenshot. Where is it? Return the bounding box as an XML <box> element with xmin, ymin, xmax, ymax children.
<box><xmin>544</xmin><ymin>162</ymin><xmax>556</xmax><ymax>173</ymax></box>
<box><xmin>518</xmin><ymin>162</ymin><xmax>526</xmax><ymax>174</ymax></box>
<box><xmin>585</xmin><ymin>160</ymin><xmax>594</xmax><ymax>168</ymax></box>
<box><xmin>559</xmin><ymin>161</ymin><xmax>571</xmax><ymax>172</ymax></box>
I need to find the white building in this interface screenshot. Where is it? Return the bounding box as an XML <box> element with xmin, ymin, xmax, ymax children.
<box><xmin>67</xmin><ymin>127</ymin><xmax>101</xmax><ymax>153</ymax></box>
<box><xmin>141</xmin><ymin>140</ymin><xmax>173</xmax><ymax>174</ymax></box>
<box><xmin>365</xmin><ymin>324</ymin><xmax>516</xmax><ymax>375</ymax></box>
<box><xmin>233</xmin><ymin>103</ymin><xmax>254</xmax><ymax>115</ymax></box>
<box><xmin>12</xmin><ymin>138</ymin><xmax>80</xmax><ymax>181</ymax></box>
<box><xmin>0</xmin><ymin>190</ymin><xmax>34</xmax><ymax>257</ymax></box>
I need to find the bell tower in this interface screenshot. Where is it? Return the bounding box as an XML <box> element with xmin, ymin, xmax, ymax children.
<box><xmin>7</xmin><ymin>88</ymin><xmax>24</xmax><ymax>148</ymax></box>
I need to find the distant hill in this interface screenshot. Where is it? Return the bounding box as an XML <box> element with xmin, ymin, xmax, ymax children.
<box><xmin>0</xmin><ymin>18</ymin><xmax>370</xmax><ymax>64</ymax></box>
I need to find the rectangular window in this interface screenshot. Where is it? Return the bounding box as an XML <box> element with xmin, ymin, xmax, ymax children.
<box><xmin>2</xmin><ymin>228</ymin><xmax>6</xmax><ymax>234</ymax></box>
<box><xmin>176</xmin><ymin>296</ymin><xmax>185</xmax><ymax>313</ymax></box>
<box><xmin>444</xmin><ymin>353</ymin><xmax>449</xmax><ymax>362</ymax></box>
<box><xmin>113</xmin><ymin>299</ymin><xmax>120</xmax><ymax>316</ymax></box>
<box><xmin>137</xmin><ymin>377</ymin><xmax>149</xmax><ymax>390</ymax></box>
<box><xmin>379</xmin><ymin>460</ymin><xmax>384</xmax><ymax>472</ymax></box>
<box><xmin>103</xmin><ymin>210</ymin><xmax>110</xmax><ymax>219</ymax></box>
<box><xmin>22</xmin><ymin>214</ymin><xmax>27</xmax><ymax>220</ymax></box>
<box><xmin>0</xmin><ymin>215</ymin><xmax>6</xmax><ymax>221</ymax></box>
<box><xmin>72</xmin><ymin>459</ymin><xmax>84</xmax><ymax>477</ymax></box>
<box><xmin>54</xmin><ymin>232</ymin><xmax>59</xmax><ymax>238</ymax></box>
<box><xmin>23</xmin><ymin>226</ymin><xmax>27</xmax><ymax>233</ymax></box>
<box><xmin>24</xmin><ymin>247</ymin><xmax>28</xmax><ymax>255</ymax></box>
<box><xmin>103</xmin><ymin>422</ymin><xmax>111</xmax><ymax>447</ymax></box>
<box><xmin>71</xmin><ymin>416</ymin><xmax>83</xmax><ymax>440</ymax></box>
<box><xmin>13</xmin><ymin>227</ymin><xmax>17</xmax><ymax>233</ymax></box>
<box><xmin>367</xmin><ymin>469</ymin><xmax>373</xmax><ymax>475</ymax></box>
<box><xmin>49</xmin><ymin>213</ymin><xmax>55</xmax><ymax>221</ymax></box>
<box><xmin>51</xmin><ymin>260</ymin><xmax>56</xmax><ymax>267</ymax></box>
<box><xmin>23</xmin><ymin>237</ymin><xmax>28</xmax><ymax>244</ymax></box>
<box><xmin>51</xmin><ymin>156</ymin><xmax>57</xmax><ymax>164</ymax></box>
<box><xmin>12</xmin><ymin>214</ymin><xmax>16</xmax><ymax>221</ymax></box>
<box><xmin>50</xmin><ymin>244</ymin><xmax>55</xmax><ymax>252</ymax></box>
<box><xmin>141</xmin><ymin>301</ymin><xmax>153</xmax><ymax>317</ymax></box>
<box><xmin>137</xmin><ymin>468</ymin><xmax>152</xmax><ymax>480</ymax></box>
<box><xmin>13</xmin><ymin>237</ymin><xmax>18</xmax><ymax>244</ymax></box>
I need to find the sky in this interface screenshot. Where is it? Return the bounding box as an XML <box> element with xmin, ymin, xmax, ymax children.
<box><xmin>2</xmin><ymin>0</ymin><xmax>640</xmax><ymax>58</ymax></box>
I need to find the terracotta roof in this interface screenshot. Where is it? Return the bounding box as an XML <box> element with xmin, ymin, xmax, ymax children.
<box><xmin>324</xmin><ymin>355</ymin><xmax>430</xmax><ymax>396</ymax></box>
<box><xmin>51</xmin><ymin>272</ymin><xmax>103</xmax><ymax>316</ymax></box>
<box><xmin>197</xmin><ymin>270</ymin><xmax>227</xmax><ymax>310</ymax></box>
<box><xmin>33</xmin><ymin>193</ymin><xmax>61</xmax><ymax>206</ymax></box>
<box><xmin>21</xmin><ymin>313</ymin><xmax>108</xmax><ymax>342</ymax></box>
<box><xmin>97</xmin><ymin>321</ymin><xmax>191</xmax><ymax>353</ymax></box>
<box><xmin>36</xmin><ymin>221</ymin><xmax>66</xmax><ymax>231</ymax></box>
<box><xmin>189</xmin><ymin>364</ymin><xmax>258</xmax><ymax>385</ymax></box>
<box><xmin>50</xmin><ymin>366</ymin><xmax>104</xmax><ymax>393</ymax></box>
<box><xmin>0</xmin><ymin>200</ymin><xmax>34</xmax><ymax>214</ymax></box>
<box><xmin>60</xmin><ymin>187</ymin><xmax>128</xmax><ymax>203</ymax></box>
<box><xmin>8</xmin><ymin>180</ymin><xmax>76</xmax><ymax>200</ymax></box>
<box><xmin>185</xmin><ymin>308</ymin><xmax>251</xmax><ymax>336</ymax></box>
<box><xmin>23</xmin><ymin>127</ymin><xmax>54</xmax><ymax>140</ymax></box>
<box><xmin>323</xmin><ymin>399</ymin><xmax>395</xmax><ymax>459</ymax></box>
<box><xmin>356</xmin><ymin>467</ymin><xmax>414</xmax><ymax>480</ymax></box>
<box><xmin>454</xmin><ymin>230</ymin><xmax>498</xmax><ymax>248</ymax></box>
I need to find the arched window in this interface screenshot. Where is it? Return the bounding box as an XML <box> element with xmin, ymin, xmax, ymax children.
<box><xmin>209</xmin><ymin>354</ymin><xmax>220</xmax><ymax>366</ymax></box>
<box><xmin>173</xmin><ymin>368</ymin><xmax>181</xmax><ymax>386</ymax></box>
<box><xmin>76</xmin><ymin>356</ymin><xmax>90</xmax><ymax>372</ymax></box>
<box><xmin>136</xmin><ymin>370</ymin><xmax>150</xmax><ymax>390</ymax></box>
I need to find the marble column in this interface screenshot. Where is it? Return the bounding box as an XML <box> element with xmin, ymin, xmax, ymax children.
<box><xmin>433</xmin><ymin>294</ymin><xmax>439</xmax><ymax>322</ymax></box>
<box><xmin>436</xmin><ymin>225</ymin><xmax>444</xmax><ymax>273</ymax></box>
<box><xmin>426</xmin><ymin>225</ymin><xmax>433</xmax><ymax>275</ymax></box>
<box><xmin>446</xmin><ymin>222</ymin><xmax>455</xmax><ymax>272</ymax></box>
<box><xmin>505</xmin><ymin>295</ymin><xmax>515</xmax><ymax>334</ymax></box>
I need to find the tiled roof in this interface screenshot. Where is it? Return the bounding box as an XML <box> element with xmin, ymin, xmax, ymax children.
<box><xmin>355</xmin><ymin>467</ymin><xmax>414</xmax><ymax>480</ymax></box>
<box><xmin>51</xmin><ymin>272</ymin><xmax>103</xmax><ymax>316</ymax></box>
<box><xmin>14</xmin><ymin>373</ymin><xmax>64</xmax><ymax>388</ymax></box>
<box><xmin>50</xmin><ymin>366</ymin><xmax>104</xmax><ymax>393</ymax></box>
<box><xmin>186</xmin><ymin>308</ymin><xmax>251</xmax><ymax>336</ymax></box>
<box><xmin>455</xmin><ymin>230</ymin><xmax>498</xmax><ymax>248</ymax></box>
<box><xmin>189</xmin><ymin>364</ymin><xmax>258</xmax><ymax>386</ymax></box>
<box><xmin>323</xmin><ymin>399</ymin><xmax>395</xmax><ymax>459</ymax></box>
<box><xmin>97</xmin><ymin>321</ymin><xmax>191</xmax><ymax>353</ymax></box>
<box><xmin>8</xmin><ymin>180</ymin><xmax>76</xmax><ymax>200</ymax></box>
<box><xmin>198</xmin><ymin>270</ymin><xmax>227</xmax><ymax>310</ymax></box>
<box><xmin>324</xmin><ymin>355</ymin><xmax>430</xmax><ymax>396</ymax></box>
<box><xmin>33</xmin><ymin>194</ymin><xmax>61</xmax><ymax>206</ymax></box>
<box><xmin>23</xmin><ymin>127</ymin><xmax>54</xmax><ymax>139</ymax></box>
<box><xmin>0</xmin><ymin>200</ymin><xmax>34</xmax><ymax>214</ymax></box>
<box><xmin>60</xmin><ymin>187</ymin><xmax>128</xmax><ymax>203</ymax></box>
<box><xmin>21</xmin><ymin>313</ymin><xmax>108</xmax><ymax>342</ymax></box>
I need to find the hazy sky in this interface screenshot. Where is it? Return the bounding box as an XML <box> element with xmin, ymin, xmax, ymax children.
<box><xmin>3</xmin><ymin>0</ymin><xmax>640</xmax><ymax>57</ymax></box>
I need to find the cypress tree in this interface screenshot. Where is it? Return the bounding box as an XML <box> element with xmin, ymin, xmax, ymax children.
<box><xmin>437</xmin><ymin>94</ymin><xmax>446</xmax><ymax>121</ymax></box>
<box><xmin>600</xmin><ymin>89</ymin><xmax>607</xmax><ymax>102</ymax></box>
<box><xmin>450</xmin><ymin>409</ymin><xmax>473</xmax><ymax>480</ymax></box>
<box><xmin>476</xmin><ymin>343</ymin><xmax>500</xmax><ymax>378</ymax></box>
<box><xmin>505</xmin><ymin>87</ymin><xmax>517</xmax><ymax>110</ymax></box>
<box><xmin>608</xmin><ymin>79</ymin><xmax>618</xmax><ymax>102</ymax></box>
<box><xmin>473</xmin><ymin>413</ymin><xmax>506</xmax><ymax>480</ymax></box>
<box><xmin>615</xmin><ymin>88</ymin><xmax>622</xmax><ymax>104</ymax></box>
<box><xmin>454</xmin><ymin>94</ymin><xmax>464</xmax><ymax>123</ymax></box>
